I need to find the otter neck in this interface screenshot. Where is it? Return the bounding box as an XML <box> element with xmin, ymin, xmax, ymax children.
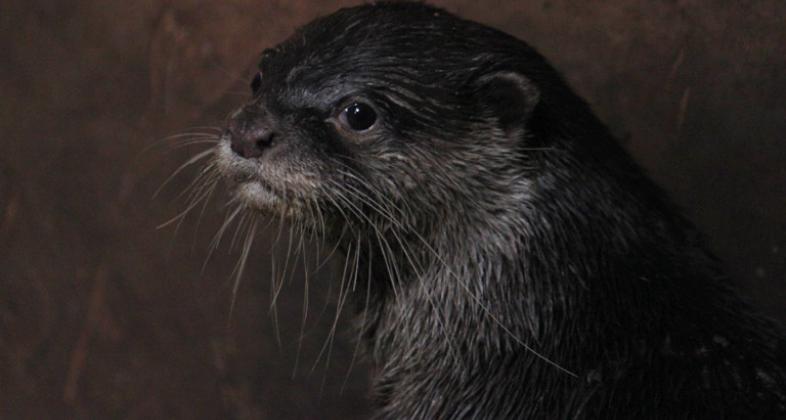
<box><xmin>352</xmin><ymin>208</ymin><xmax>578</xmax><ymax>364</ymax></box>
<box><xmin>343</xmin><ymin>136</ymin><xmax>730</xmax><ymax>415</ymax></box>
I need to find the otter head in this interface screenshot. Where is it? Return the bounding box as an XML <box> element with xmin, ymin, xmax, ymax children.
<box><xmin>214</xmin><ymin>3</ymin><xmax>550</xmax><ymax>241</ymax></box>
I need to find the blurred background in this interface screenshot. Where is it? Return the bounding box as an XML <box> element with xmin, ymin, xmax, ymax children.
<box><xmin>1</xmin><ymin>0</ymin><xmax>784</xmax><ymax>418</ymax></box>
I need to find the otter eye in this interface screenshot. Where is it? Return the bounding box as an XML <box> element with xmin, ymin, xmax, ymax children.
<box><xmin>250</xmin><ymin>73</ymin><xmax>262</xmax><ymax>94</ymax></box>
<box><xmin>339</xmin><ymin>102</ymin><xmax>377</xmax><ymax>131</ymax></box>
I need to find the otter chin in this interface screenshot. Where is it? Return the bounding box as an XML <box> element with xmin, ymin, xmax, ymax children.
<box><xmin>203</xmin><ymin>2</ymin><xmax>786</xmax><ymax>418</ymax></box>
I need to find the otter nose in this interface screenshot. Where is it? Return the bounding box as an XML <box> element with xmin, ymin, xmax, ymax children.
<box><xmin>227</xmin><ymin>110</ymin><xmax>277</xmax><ymax>159</ymax></box>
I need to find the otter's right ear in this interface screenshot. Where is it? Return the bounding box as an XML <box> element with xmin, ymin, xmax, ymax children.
<box><xmin>475</xmin><ymin>71</ymin><xmax>540</xmax><ymax>135</ymax></box>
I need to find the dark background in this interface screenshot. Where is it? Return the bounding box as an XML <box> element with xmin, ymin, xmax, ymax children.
<box><xmin>1</xmin><ymin>1</ymin><xmax>784</xmax><ymax>418</ymax></box>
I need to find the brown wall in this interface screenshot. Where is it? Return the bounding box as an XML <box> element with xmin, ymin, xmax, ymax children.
<box><xmin>1</xmin><ymin>1</ymin><xmax>784</xmax><ymax>418</ymax></box>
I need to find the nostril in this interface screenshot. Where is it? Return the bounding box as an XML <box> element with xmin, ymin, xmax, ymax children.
<box><xmin>230</xmin><ymin>141</ymin><xmax>245</xmax><ymax>157</ymax></box>
<box><xmin>256</xmin><ymin>133</ymin><xmax>275</xmax><ymax>149</ymax></box>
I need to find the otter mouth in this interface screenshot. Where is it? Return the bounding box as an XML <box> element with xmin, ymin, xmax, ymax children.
<box><xmin>214</xmin><ymin>138</ymin><xmax>284</xmax><ymax>211</ymax></box>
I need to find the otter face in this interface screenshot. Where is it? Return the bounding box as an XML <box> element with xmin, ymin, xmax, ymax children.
<box><xmin>214</xmin><ymin>4</ymin><xmax>543</xmax><ymax>233</ymax></box>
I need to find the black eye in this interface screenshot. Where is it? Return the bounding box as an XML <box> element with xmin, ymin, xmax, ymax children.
<box><xmin>339</xmin><ymin>102</ymin><xmax>377</xmax><ymax>131</ymax></box>
<box><xmin>250</xmin><ymin>73</ymin><xmax>261</xmax><ymax>94</ymax></box>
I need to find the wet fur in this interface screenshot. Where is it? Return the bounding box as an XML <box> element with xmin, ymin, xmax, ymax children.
<box><xmin>204</xmin><ymin>3</ymin><xmax>786</xmax><ymax>418</ymax></box>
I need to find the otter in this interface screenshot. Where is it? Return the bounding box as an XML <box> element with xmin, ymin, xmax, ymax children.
<box><xmin>205</xmin><ymin>2</ymin><xmax>786</xmax><ymax>418</ymax></box>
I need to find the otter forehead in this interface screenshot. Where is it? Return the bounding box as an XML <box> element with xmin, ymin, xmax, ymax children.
<box><xmin>254</xmin><ymin>3</ymin><xmax>518</xmax><ymax>113</ymax></box>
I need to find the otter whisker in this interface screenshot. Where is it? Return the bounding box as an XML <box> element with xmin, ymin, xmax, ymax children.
<box><xmin>174</xmin><ymin>162</ymin><xmax>218</xmax><ymax>204</ymax></box>
<box><xmin>187</xmin><ymin>180</ymin><xmax>220</xmax><ymax>248</ymax></box>
<box><xmin>340</xmin><ymin>245</ymin><xmax>373</xmax><ymax>394</ymax></box>
<box><xmin>337</xmin><ymin>178</ymin><xmax>402</xmax><ymax>225</ymax></box>
<box><xmin>353</xmin><ymin>178</ymin><xmax>575</xmax><ymax>376</ymax></box>
<box><xmin>156</xmin><ymin>177</ymin><xmax>217</xmax><ymax>230</ymax></box>
<box><xmin>313</xmin><ymin>192</ymin><xmax>355</xmax><ymax>269</ymax></box>
<box><xmin>311</xmin><ymin>235</ymin><xmax>358</xmax><ymax>372</ymax></box>
<box><xmin>332</xmin><ymin>159</ymin><xmax>412</xmax><ymax>216</ymax></box>
<box><xmin>154</xmin><ymin>148</ymin><xmax>215</xmax><ymax>199</ymax></box>
<box><xmin>202</xmin><ymin>203</ymin><xmax>245</xmax><ymax>273</ymax></box>
<box><xmin>227</xmin><ymin>216</ymin><xmax>258</xmax><ymax>325</ymax></box>
<box><xmin>168</xmin><ymin>125</ymin><xmax>222</xmax><ymax>133</ymax></box>
<box><xmin>267</xmin><ymin>202</ymin><xmax>296</xmax><ymax>346</ymax></box>
<box><xmin>167</xmin><ymin>138</ymin><xmax>221</xmax><ymax>150</ymax></box>
<box><xmin>138</xmin><ymin>127</ymin><xmax>220</xmax><ymax>157</ymax></box>
<box><xmin>292</xmin><ymin>232</ymin><xmax>312</xmax><ymax>379</ymax></box>
<box><xmin>312</xmin><ymin>216</ymin><xmax>349</xmax><ymax>273</ymax></box>
<box><xmin>334</xmin><ymin>184</ymin><xmax>466</xmax><ymax>366</ymax></box>
<box><xmin>161</xmin><ymin>132</ymin><xmax>219</xmax><ymax>141</ymax></box>
<box><xmin>271</xmin><ymin>222</ymin><xmax>303</xmax><ymax>349</ymax></box>
<box><xmin>313</xmin><ymin>236</ymin><xmax>361</xmax><ymax>395</ymax></box>
<box><xmin>269</xmin><ymin>249</ymin><xmax>281</xmax><ymax>346</ymax></box>
<box><xmin>309</xmin><ymin>195</ymin><xmax>327</xmax><ymax>255</ymax></box>
<box><xmin>330</xmin><ymin>188</ymin><xmax>403</xmax><ymax>301</ymax></box>
<box><xmin>406</xmin><ymin>228</ymin><xmax>578</xmax><ymax>378</ymax></box>
<box><xmin>329</xmin><ymin>173</ymin><xmax>565</xmax><ymax>373</ymax></box>
<box><xmin>304</xmin><ymin>198</ymin><xmax>319</xmax><ymax>255</ymax></box>
<box><xmin>325</xmin><ymin>235</ymin><xmax>362</xmax><ymax>387</ymax></box>
<box><xmin>190</xmin><ymin>172</ymin><xmax>221</xmax><ymax>250</ymax></box>
<box><xmin>291</xmin><ymin>218</ymin><xmax>308</xmax><ymax>289</ymax></box>
<box><xmin>282</xmin><ymin>221</ymin><xmax>300</xmax><ymax>288</ymax></box>
<box><xmin>269</xmin><ymin>223</ymin><xmax>295</xmax><ymax>314</ymax></box>
<box><xmin>272</xmin><ymin>202</ymin><xmax>288</xmax><ymax>245</ymax></box>
<box><xmin>227</xmin><ymin>210</ymin><xmax>249</xmax><ymax>252</ymax></box>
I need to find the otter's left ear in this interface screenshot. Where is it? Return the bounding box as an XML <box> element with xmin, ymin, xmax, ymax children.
<box><xmin>475</xmin><ymin>71</ymin><xmax>540</xmax><ymax>134</ymax></box>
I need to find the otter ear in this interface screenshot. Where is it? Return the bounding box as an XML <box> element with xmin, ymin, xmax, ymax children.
<box><xmin>475</xmin><ymin>71</ymin><xmax>540</xmax><ymax>134</ymax></box>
